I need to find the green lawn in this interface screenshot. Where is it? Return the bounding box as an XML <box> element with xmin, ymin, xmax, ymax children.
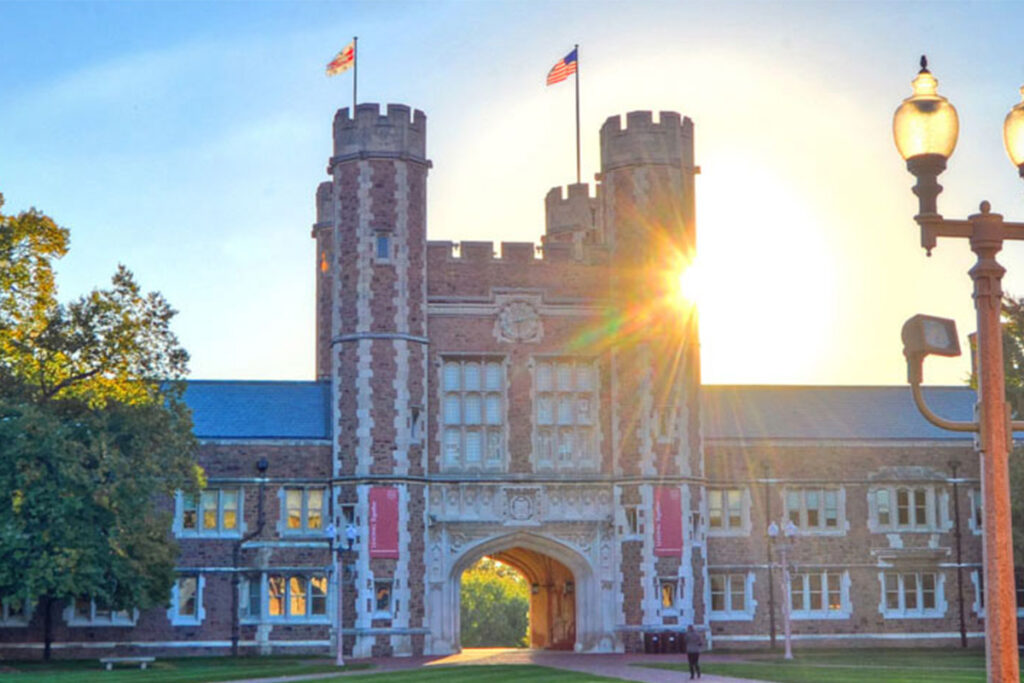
<box><xmin>0</xmin><ymin>660</ymin><xmax>630</xmax><ymax>683</ymax></box>
<box><xmin>0</xmin><ymin>656</ymin><xmax>371</xmax><ymax>683</ymax></box>
<box><xmin>643</xmin><ymin>648</ymin><xmax>1002</xmax><ymax>682</ymax></box>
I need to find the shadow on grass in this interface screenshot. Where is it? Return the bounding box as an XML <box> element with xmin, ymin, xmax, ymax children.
<box><xmin>0</xmin><ymin>655</ymin><xmax>371</xmax><ymax>683</ymax></box>
<box><xmin>640</xmin><ymin>648</ymin><xmax>999</xmax><ymax>683</ymax></box>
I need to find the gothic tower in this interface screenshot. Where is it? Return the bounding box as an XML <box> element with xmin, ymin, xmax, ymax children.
<box><xmin>317</xmin><ymin>103</ymin><xmax>431</xmax><ymax>657</ymax></box>
<box><xmin>599</xmin><ymin>111</ymin><xmax>704</xmax><ymax>642</ymax></box>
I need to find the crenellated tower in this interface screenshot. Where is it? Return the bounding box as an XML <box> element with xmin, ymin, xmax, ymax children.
<box><xmin>598</xmin><ymin>110</ymin><xmax>704</xmax><ymax>641</ymax></box>
<box><xmin>316</xmin><ymin>103</ymin><xmax>431</xmax><ymax>658</ymax></box>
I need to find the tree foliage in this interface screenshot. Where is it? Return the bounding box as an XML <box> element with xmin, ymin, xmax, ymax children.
<box><xmin>460</xmin><ymin>557</ymin><xmax>529</xmax><ymax>648</ymax></box>
<box><xmin>0</xmin><ymin>193</ymin><xmax>202</xmax><ymax>656</ymax></box>
<box><xmin>991</xmin><ymin>296</ymin><xmax>1024</xmax><ymax>565</ymax></box>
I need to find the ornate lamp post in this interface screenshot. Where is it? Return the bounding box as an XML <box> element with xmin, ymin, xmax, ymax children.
<box><xmin>767</xmin><ymin>520</ymin><xmax>797</xmax><ymax>660</ymax></box>
<box><xmin>893</xmin><ymin>55</ymin><xmax>1024</xmax><ymax>682</ymax></box>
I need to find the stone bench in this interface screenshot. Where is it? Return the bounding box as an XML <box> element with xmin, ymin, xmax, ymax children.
<box><xmin>99</xmin><ymin>656</ymin><xmax>155</xmax><ymax>671</ymax></box>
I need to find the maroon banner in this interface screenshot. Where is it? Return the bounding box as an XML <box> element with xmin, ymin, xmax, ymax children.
<box><xmin>653</xmin><ymin>486</ymin><xmax>683</xmax><ymax>556</ymax></box>
<box><xmin>369</xmin><ymin>486</ymin><xmax>400</xmax><ymax>559</ymax></box>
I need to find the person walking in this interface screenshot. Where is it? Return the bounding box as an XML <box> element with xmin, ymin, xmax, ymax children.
<box><xmin>683</xmin><ymin>624</ymin><xmax>704</xmax><ymax>679</ymax></box>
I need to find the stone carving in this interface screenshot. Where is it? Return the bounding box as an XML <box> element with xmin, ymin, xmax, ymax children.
<box><xmin>510</xmin><ymin>495</ymin><xmax>533</xmax><ymax>520</ymax></box>
<box><xmin>495</xmin><ymin>299</ymin><xmax>542</xmax><ymax>343</ymax></box>
<box><xmin>504</xmin><ymin>487</ymin><xmax>541</xmax><ymax>524</ymax></box>
<box><xmin>428</xmin><ymin>483</ymin><xmax>613</xmax><ymax>524</ymax></box>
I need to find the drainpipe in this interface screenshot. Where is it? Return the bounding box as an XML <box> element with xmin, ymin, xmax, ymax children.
<box><xmin>949</xmin><ymin>460</ymin><xmax>967</xmax><ymax>648</ymax></box>
<box><xmin>232</xmin><ymin>458</ymin><xmax>269</xmax><ymax>656</ymax></box>
<box><xmin>763</xmin><ymin>462</ymin><xmax>776</xmax><ymax>650</ymax></box>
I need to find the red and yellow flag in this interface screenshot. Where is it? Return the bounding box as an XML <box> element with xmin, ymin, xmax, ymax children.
<box><xmin>326</xmin><ymin>41</ymin><xmax>355</xmax><ymax>76</ymax></box>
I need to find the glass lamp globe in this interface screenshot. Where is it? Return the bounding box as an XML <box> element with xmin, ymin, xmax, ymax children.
<box><xmin>893</xmin><ymin>60</ymin><xmax>959</xmax><ymax>161</ymax></box>
<box><xmin>1004</xmin><ymin>86</ymin><xmax>1024</xmax><ymax>173</ymax></box>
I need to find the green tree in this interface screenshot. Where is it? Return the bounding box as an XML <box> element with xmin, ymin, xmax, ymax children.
<box><xmin>460</xmin><ymin>557</ymin><xmax>530</xmax><ymax>648</ymax></box>
<box><xmin>0</xmin><ymin>193</ymin><xmax>202</xmax><ymax>659</ymax></box>
<box><xmin>980</xmin><ymin>296</ymin><xmax>1024</xmax><ymax>566</ymax></box>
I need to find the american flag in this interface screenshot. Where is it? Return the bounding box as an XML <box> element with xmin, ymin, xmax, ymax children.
<box><xmin>546</xmin><ymin>48</ymin><xmax>578</xmax><ymax>86</ymax></box>
<box><xmin>326</xmin><ymin>41</ymin><xmax>355</xmax><ymax>77</ymax></box>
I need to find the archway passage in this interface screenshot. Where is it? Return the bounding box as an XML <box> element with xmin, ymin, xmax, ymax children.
<box><xmin>490</xmin><ymin>548</ymin><xmax>576</xmax><ymax>650</ymax></box>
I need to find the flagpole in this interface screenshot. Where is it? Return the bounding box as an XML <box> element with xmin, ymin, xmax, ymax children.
<box><xmin>574</xmin><ymin>43</ymin><xmax>580</xmax><ymax>185</ymax></box>
<box><xmin>353</xmin><ymin>36</ymin><xmax>358</xmax><ymax>113</ymax></box>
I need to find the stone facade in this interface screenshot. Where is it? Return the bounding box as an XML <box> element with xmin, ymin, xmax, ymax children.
<box><xmin>0</xmin><ymin>103</ymin><xmax>992</xmax><ymax>660</ymax></box>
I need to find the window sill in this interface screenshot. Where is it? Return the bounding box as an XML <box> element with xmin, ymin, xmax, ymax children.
<box><xmin>266</xmin><ymin>616</ymin><xmax>331</xmax><ymax>625</ymax></box>
<box><xmin>708</xmin><ymin>611</ymin><xmax>754</xmax><ymax>622</ymax></box>
<box><xmin>881</xmin><ymin>610</ymin><xmax>946</xmax><ymax>619</ymax></box>
<box><xmin>66</xmin><ymin>620</ymin><xmax>138</xmax><ymax>628</ymax></box>
<box><xmin>176</xmin><ymin>531</ymin><xmax>244</xmax><ymax>540</ymax></box>
<box><xmin>791</xmin><ymin>610</ymin><xmax>851</xmax><ymax>620</ymax></box>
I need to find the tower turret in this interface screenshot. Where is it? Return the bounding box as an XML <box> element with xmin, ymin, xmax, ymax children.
<box><xmin>599</xmin><ymin>110</ymin><xmax>703</xmax><ymax>634</ymax></box>
<box><xmin>317</xmin><ymin>102</ymin><xmax>431</xmax><ymax>658</ymax></box>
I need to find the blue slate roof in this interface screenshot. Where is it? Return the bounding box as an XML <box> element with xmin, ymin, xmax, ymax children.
<box><xmin>183</xmin><ymin>381</ymin><xmax>331</xmax><ymax>440</ymax></box>
<box><xmin>181</xmin><ymin>380</ymin><xmax>979</xmax><ymax>442</ymax></box>
<box><xmin>701</xmin><ymin>385</ymin><xmax>977</xmax><ymax>442</ymax></box>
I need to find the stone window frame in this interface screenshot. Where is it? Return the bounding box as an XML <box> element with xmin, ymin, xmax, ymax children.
<box><xmin>374</xmin><ymin>232</ymin><xmax>392</xmax><ymax>262</ymax></box>
<box><xmin>707</xmin><ymin>487</ymin><xmax>750</xmax><ymax>537</ymax></box>
<box><xmin>878</xmin><ymin>570</ymin><xmax>946</xmax><ymax>619</ymax></box>
<box><xmin>167</xmin><ymin>574</ymin><xmax>206</xmax><ymax>626</ymax></box>
<box><xmin>659</xmin><ymin>577</ymin><xmax>679</xmax><ymax>617</ymax></box>
<box><xmin>707</xmin><ymin>571</ymin><xmax>756</xmax><ymax>621</ymax></box>
<box><xmin>789</xmin><ymin>569</ymin><xmax>851</xmax><ymax>620</ymax></box>
<box><xmin>968</xmin><ymin>488</ymin><xmax>983</xmax><ymax>535</ymax></box>
<box><xmin>531</xmin><ymin>355</ymin><xmax>600</xmax><ymax>473</ymax></box>
<box><xmin>373</xmin><ymin>578</ymin><xmax>395</xmax><ymax>619</ymax></box>
<box><xmin>782</xmin><ymin>486</ymin><xmax>847</xmax><ymax>536</ymax></box>
<box><xmin>620</xmin><ymin>503</ymin><xmax>643</xmax><ymax>538</ymax></box>
<box><xmin>970</xmin><ymin>569</ymin><xmax>1024</xmax><ymax>617</ymax></box>
<box><xmin>0</xmin><ymin>596</ymin><xmax>30</xmax><ymax>627</ymax></box>
<box><xmin>278</xmin><ymin>486</ymin><xmax>327</xmax><ymax>536</ymax></box>
<box><xmin>654</xmin><ymin>401</ymin><xmax>683</xmax><ymax>443</ymax></box>
<box><xmin>239</xmin><ymin>574</ymin><xmax>263</xmax><ymax>623</ymax></box>
<box><xmin>173</xmin><ymin>488</ymin><xmax>244</xmax><ymax>538</ymax></box>
<box><xmin>439</xmin><ymin>355</ymin><xmax>508</xmax><ymax>473</ymax></box>
<box><xmin>64</xmin><ymin>598</ymin><xmax>137</xmax><ymax>627</ymax></box>
<box><xmin>265</xmin><ymin>573</ymin><xmax>331</xmax><ymax>624</ymax></box>
<box><xmin>867</xmin><ymin>485</ymin><xmax>949</xmax><ymax>534</ymax></box>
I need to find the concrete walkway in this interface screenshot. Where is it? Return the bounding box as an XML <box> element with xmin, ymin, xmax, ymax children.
<box><xmin>235</xmin><ymin>648</ymin><xmax>767</xmax><ymax>683</ymax></box>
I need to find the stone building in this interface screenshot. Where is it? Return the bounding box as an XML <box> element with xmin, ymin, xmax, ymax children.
<box><xmin>0</xmin><ymin>103</ymin><xmax>994</xmax><ymax>659</ymax></box>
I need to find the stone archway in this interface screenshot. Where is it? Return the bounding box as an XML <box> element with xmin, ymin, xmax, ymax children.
<box><xmin>487</xmin><ymin>548</ymin><xmax>575</xmax><ymax>649</ymax></box>
<box><xmin>443</xmin><ymin>532</ymin><xmax>599</xmax><ymax>654</ymax></box>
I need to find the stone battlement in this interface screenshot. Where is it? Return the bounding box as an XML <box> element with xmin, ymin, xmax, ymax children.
<box><xmin>332</xmin><ymin>103</ymin><xmax>428</xmax><ymax>162</ymax></box>
<box><xmin>314</xmin><ymin>181</ymin><xmax>333</xmax><ymax>226</ymax></box>
<box><xmin>427</xmin><ymin>240</ymin><xmax>576</xmax><ymax>264</ymax></box>
<box><xmin>545</xmin><ymin>182</ymin><xmax>601</xmax><ymax>238</ymax></box>
<box><xmin>599</xmin><ymin>110</ymin><xmax>693</xmax><ymax>172</ymax></box>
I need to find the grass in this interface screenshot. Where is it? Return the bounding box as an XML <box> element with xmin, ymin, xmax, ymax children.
<box><xmin>0</xmin><ymin>659</ymin><xmax>631</xmax><ymax>683</ymax></box>
<box><xmin>317</xmin><ymin>665</ymin><xmax>632</xmax><ymax>682</ymax></box>
<box><xmin>642</xmin><ymin>648</ymin><xmax>1001</xmax><ymax>682</ymax></box>
<box><xmin>0</xmin><ymin>655</ymin><xmax>371</xmax><ymax>683</ymax></box>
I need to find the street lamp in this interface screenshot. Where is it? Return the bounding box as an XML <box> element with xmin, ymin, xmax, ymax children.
<box><xmin>332</xmin><ymin>521</ymin><xmax>358</xmax><ymax>667</ymax></box>
<box><xmin>893</xmin><ymin>55</ymin><xmax>1024</xmax><ymax>682</ymax></box>
<box><xmin>767</xmin><ymin>520</ymin><xmax>797</xmax><ymax>660</ymax></box>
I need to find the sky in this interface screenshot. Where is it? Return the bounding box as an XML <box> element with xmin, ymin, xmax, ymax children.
<box><xmin>3</xmin><ymin>1</ymin><xmax>1024</xmax><ymax>387</ymax></box>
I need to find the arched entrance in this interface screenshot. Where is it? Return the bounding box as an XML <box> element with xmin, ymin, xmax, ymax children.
<box><xmin>467</xmin><ymin>549</ymin><xmax>576</xmax><ymax>649</ymax></box>
<box><xmin>441</xmin><ymin>532</ymin><xmax>601</xmax><ymax>654</ymax></box>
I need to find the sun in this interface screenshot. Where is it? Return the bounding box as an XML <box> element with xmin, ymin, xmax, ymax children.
<box><xmin>674</xmin><ymin>260</ymin><xmax>703</xmax><ymax>308</ymax></box>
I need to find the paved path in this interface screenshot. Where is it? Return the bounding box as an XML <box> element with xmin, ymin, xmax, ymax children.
<box><xmin>235</xmin><ymin>648</ymin><xmax>766</xmax><ymax>683</ymax></box>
